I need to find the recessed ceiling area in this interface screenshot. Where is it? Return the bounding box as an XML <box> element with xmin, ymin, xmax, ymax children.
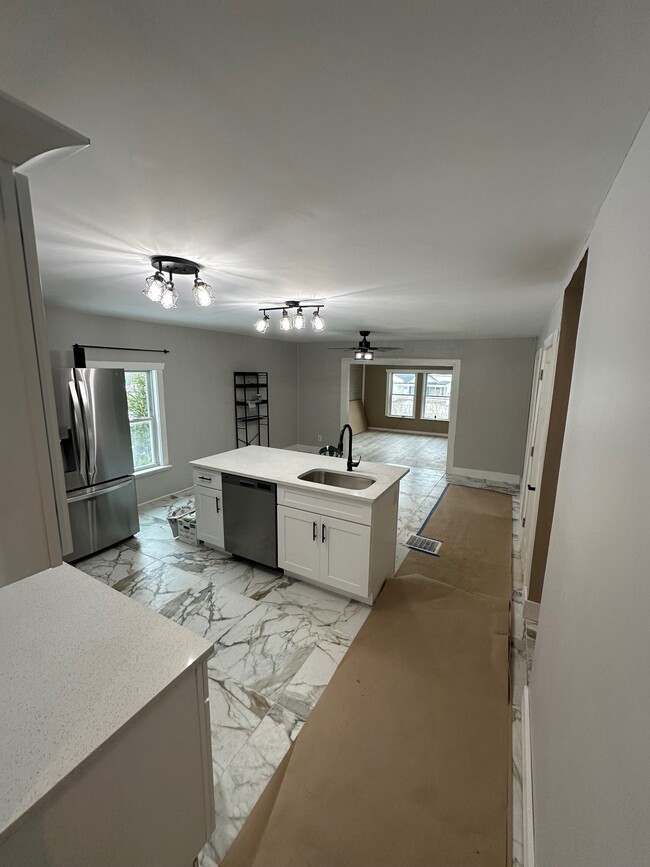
<box><xmin>2</xmin><ymin>0</ymin><xmax>650</xmax><ymax>339</ymax></box>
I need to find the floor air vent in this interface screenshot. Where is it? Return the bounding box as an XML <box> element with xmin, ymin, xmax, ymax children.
<box><xmin>405</xmin><ymin>534</ymin><xmax>442</xmax><ymax>556</ymax></box>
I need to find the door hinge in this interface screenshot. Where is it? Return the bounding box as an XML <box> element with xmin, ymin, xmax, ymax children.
<box><xmin>540</xmin><ymin>369</ymin><xmax>544</xmax><ymax>380</ymax></box>
<box><xmin>522</xmin><ymin>517</ymin><xmax>526</xmax><ymax>528</ymax></box>
<box><xmin>530</xmin><ymin>445</ymin><xmax>534</xmax><ymax>457</ymax></box>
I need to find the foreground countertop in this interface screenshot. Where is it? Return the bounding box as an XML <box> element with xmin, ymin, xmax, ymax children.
<box><xmin>0</xmin><ymin>564</ymin><xmax>213</xmax><ymax>841</ymax></box>
<box><xmin>190</xmin><ymin>445</ymin><xmax>409</xmax><ymax>501</ymax></box>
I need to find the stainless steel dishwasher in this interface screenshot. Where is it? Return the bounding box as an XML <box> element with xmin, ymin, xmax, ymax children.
<box><xmin>222</xmin><ymin>473</ymin><xmax>278</xmax><ymax>568</ymax></box>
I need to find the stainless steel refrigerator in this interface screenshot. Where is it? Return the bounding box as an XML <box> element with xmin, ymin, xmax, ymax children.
<box><xmin>53</xmin><ymin>368</ymin><xmax>139</xmax><ymax>561</ymax></box>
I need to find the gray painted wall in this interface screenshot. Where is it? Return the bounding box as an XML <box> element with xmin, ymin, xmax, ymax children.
<box><xmin>45</xmin><ymin>306</ymin><xmax>298</xmax><ymax>503</ymax></box>
<box><xmin>530</xmin><ymin>111</ymin><xmax>650</xmax><ymax>863</ymax></box>
<box><xmin>298</xmin><ymin>338</ymin><xmax>536</xmax><ymax>477</ymax></box>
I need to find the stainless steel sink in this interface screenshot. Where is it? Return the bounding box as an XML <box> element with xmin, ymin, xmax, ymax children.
<box><xmin>298</xmin><ymin>469</ymin><xmax>376</xmax><ymax>490</ymax></box>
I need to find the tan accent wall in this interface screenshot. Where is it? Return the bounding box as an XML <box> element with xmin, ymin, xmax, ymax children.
<box><xmin>364</xmin><ymin>364</ymin><xmax>451</xmax><ymax>435</ymax></box>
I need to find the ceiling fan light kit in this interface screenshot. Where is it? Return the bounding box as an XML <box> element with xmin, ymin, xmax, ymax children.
<box><xmin>254</xmin><ymin>300</ymin><xmax>326</xmax><ymax>334</ymax></box>
<box><xmin>334</xmin><ymin>331</ymin><xmax>403</xmax><ymax>360</ymax></box>
<box><xmin>143</xmin><ymin>256</ymin><xmax>215</xmax><ymax>309</ymax></box>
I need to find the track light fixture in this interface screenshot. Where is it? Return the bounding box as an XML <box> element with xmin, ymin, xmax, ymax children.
<box><xmin>253</xmin><ymin>300</ymin><xmax>326</xmax><ymax>334</ymax></box>
<box><xmin>143</xmin><ymin>256</ymin><xmax>215</xmax><ymax>309</ymax></box>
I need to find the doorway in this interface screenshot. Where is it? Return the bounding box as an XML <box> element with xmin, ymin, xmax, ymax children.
<box><xmin>339</xmin><ymin>356</ymin><xmax>461</xmax><ymax>475</ymax></box>
<box><xmin>520</xmin><ymin>332</ymin><xmax>558</xmax><ymax>587</ymax></box>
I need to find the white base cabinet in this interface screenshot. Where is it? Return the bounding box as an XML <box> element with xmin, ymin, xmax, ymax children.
<box><xmin>194</xmin><ymin>470</ymin><xmax>225</xmax><ymax>550</ymax></box>
<box><xmin>277</xmin><ymin>480</ymin><xmax>397</xmax><ymax>604</ymax></box>
<box><xmin>278</xmin><ymin>506</ymin><xmax>371</xmax><ymax>597</ymax></box>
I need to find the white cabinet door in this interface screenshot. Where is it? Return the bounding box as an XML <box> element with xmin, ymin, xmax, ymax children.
<box><xmin>319</xmin><ymin>515</ymin><xmax>371</xmax><ymax>596</ymax></box>
<box><xmin>277</xmin><ymin>505</ymin><xmax>320</xmax><ymax>581</ymax></box>
<box><xmin>195</xmin><ymin>485</ymin><xmax>224</xmax><ymax>548</ymax></box>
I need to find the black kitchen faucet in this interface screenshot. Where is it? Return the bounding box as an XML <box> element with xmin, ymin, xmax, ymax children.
<box><xmin>337</xmin><ymin>424</ymin><xmax>361</xmax><ymax>472</ymax></box>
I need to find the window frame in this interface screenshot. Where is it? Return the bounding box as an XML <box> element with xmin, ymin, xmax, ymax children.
<box><xmin>420</xmin><ymin>372</ymin><xmax>452</xmax><ymax>422</ymax></box>
<box><xmin>385</xmin><ymin>370</ymin><xmax>418</xmax><ymax>419</ymax></box>
<box><xmin>86</xmin><ymin>360</ymin><xmax>170</xmax><ymax>477</ymax></box>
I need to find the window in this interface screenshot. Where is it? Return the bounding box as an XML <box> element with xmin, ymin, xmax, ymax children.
<box><xmin>385</xmin><ymin>369</ymin><xmax>453</xmax><ymax>422</ymax></box>
<box><xmin>421</xmin><ymin>372</ymin><xmax>452</xmax><ymax>421</ymax></box>
<box><xmin>125</xmin><ymin>370</ymin><xmax>162</xmax><ymax>470</ymax></box>
<box><xmin>88</xmin><ymin>360</ymin><xmax>169</xmax><ymax>475</ymax></box>
<box><xmin>386</xmin><ymin>371</ymin><xmax>417</xmax><ymax>417</ymax></box>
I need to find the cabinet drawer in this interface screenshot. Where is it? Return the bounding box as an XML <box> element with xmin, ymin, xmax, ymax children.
<box><xmin>277</xmin><ymin>485</ymin><xmax>371</xmax><ymax>526</ymax></box>
<box><xmin>193</xmin><ymin>469</ymin><xmax>222</xmax><ymax>490</ymax></box>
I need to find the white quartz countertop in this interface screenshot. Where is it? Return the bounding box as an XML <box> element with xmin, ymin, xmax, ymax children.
<box><xmin>190</xmin><ymin>445</ymin><xmax>409</xmax><ymax>501</ymax></box>
<box><xmin>0</xmin><ymin>563</ymin><xmax>213</xmax><ymax>841</ymax></box>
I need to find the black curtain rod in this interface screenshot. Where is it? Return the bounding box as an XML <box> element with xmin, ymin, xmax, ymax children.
<box><xmin>73</xmin><ymin>343</ymin><xmax>170</xmax><ymax>367</ymax></box>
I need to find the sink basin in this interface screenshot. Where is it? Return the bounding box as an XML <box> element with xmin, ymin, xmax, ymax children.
<box><xmin>298</xmin><ymin>469</ymin><xmax>376</xmax><ymax>490</ymax></box>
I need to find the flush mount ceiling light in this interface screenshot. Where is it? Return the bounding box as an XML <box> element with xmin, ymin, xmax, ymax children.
<box><xmin>254</xmin><ymin>300</ymin><xmax>326</xmax><ymax>334</ymax></box>
<box><xmin>143</xmin><ymin>256</ymin><xmax>215</xmax><ymax>309</ymax></box>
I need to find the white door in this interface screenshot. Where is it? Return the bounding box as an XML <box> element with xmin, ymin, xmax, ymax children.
<box><xmin>277</xmin><ymin>505</ymin><xmax>320</xmax><ymax>580</ymax></box>
<box><xmin>519</xmin><ymin>348</ymin><xmax>543</xmax><ymax>526</ymax></box>
<box><xmin>520</xmin><ymin>334</ymin><xmax>558</xmax><ymax>579</ymax></box>
<box><xmin>319</xmin><ymin>516</ymin><xmax>371</xmax><ymax>596</ymax></box>
<box><xmin>195</xmin><ymin>485</ymin><xmax>225</xmax><ymax>548</ymax></box>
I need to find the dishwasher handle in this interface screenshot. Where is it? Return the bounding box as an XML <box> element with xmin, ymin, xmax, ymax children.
<box><xmin>222</xmin><ymin>473</ymin><xmax>276</xmax><ymax>494</ymax></box>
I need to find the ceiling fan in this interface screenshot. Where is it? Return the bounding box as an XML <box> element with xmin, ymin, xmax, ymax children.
<box><xmin>331</xmin><ymin>331</ymin><xmax>403</xmax><ymax>360</ymax></box>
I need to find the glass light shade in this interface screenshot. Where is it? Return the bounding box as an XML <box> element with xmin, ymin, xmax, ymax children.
<box><xmin>193</xmin><ymin>278</ymin><xmax>215</xmax><ymax>307</ymax></box>
<box><xmin>293</xmin><ymin>308</ymin><xmax>306</xmax><ymax>330</ymax></box>
<box><xmin>143</xmin><ymin>271</ymin><xmax>165</xmax><ymax>303</ymax></box>
<box><xmin>311</xmin><ymin>310</ymin><xmax>326</xmax><ymax>332</ymax></box>
<box><xmin>159</xmin><ymin>281</ymin><xmax>178</xmax><ymax>309</ymax></box>
<box><xmin>280</xmin><ymin>309</ymin><xmax>293</xmax><ymax>331</ymax></box>
<box><xmin>254</xmin><ymin>314</ymin><xmax>270</xmax><ymax>333</ymax></box>
<box><xmin>364</xmin><ymin>351</ymin><xmax>373</xmax><ymax>360</ymax></box>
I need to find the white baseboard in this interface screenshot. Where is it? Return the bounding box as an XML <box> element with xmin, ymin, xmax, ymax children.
<box><xmin>448</xmin><ymin>465</ymin><xmax>521</xmax><ymax>486</ymax></box>
<box><xmin>367</xmin><ymin>427</ymin><xmax>448</xmax><ymax>438</ymax></box>
<box><xmin>138</xmin><ymin>485</ymin><xmax>194</xmax><ymax>507</ymax></box>
<box><xmin>522</xmin><ymin>686</ymin><xmax>535</xmax><ymax>867</ymax></box>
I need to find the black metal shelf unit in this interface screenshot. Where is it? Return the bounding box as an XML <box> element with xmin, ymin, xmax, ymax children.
<box><xmin>234</xmin><ymin>372</ymin><xmax>270</xmax><ymax>448</ymax></box>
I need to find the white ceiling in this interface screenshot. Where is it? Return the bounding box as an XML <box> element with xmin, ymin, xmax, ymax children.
<box><xmin>2</xmin><ymin>0</ymin><xmax>650</xmax><ymax>340</ymax></box>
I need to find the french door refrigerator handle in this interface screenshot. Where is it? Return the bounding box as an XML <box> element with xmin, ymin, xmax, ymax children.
<box><xmin>67</xmin><ymin>477</ymin><xmax>134</xmax><ymax>503</ymax></box>
<box><xmin>78</xmin><ymin>375</ymin><xmax>97</xmax><ymax>484</ymax></box>
<box><xmin>69</xmin><ymin>380</ymin><xmax>88</xmax><ymax>486</ymax></box>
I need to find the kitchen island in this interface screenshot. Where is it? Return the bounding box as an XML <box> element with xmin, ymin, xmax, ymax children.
<box><xmin>190</xmin><ymin>446</ymin><xmax>409</xmax><ymax>604</ymax></box>
<box><xmin>0</xmin><ymin>563</ymin><xmax>215</xmax><ymax>867</ymax></box>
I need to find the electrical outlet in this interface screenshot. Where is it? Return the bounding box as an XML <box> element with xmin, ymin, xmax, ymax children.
<box><xmin>317</xmin><ymin>435</ymin><xmax>323</xmax><ymax>442</ymax></box>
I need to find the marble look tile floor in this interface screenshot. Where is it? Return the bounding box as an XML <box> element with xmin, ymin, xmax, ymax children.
<box><xmin>73</xmin><ymin>431</ymin><xmax>527</xmax><ymax>865</ymax></box>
